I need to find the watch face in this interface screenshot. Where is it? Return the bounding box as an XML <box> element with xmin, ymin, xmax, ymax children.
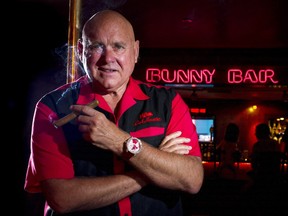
<box><xmin>126</xmin><ymin>137</ymin><xmax>142</xmax><ymax>154</ymax></box>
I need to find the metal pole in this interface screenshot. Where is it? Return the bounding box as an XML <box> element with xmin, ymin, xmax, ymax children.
<box><xmin>67</xmin><ymin>0</ymin><xmax>81</xmax><ymax>83</ymax></box>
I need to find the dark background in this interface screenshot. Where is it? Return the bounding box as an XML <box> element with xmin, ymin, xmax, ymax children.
<box><xmin>7</xmin><ymin>1</ymin><xmax>69</xmax><ymax>214</ymax></box>
<box><xmin>6</xmin><ymin>0</ymin><xmax>288</xmax><ymax>215</ymax></box>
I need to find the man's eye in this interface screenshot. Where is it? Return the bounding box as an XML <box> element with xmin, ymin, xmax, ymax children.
<box><xmin>113</xmin><ymin>44</ymin><xmax>125</xmax><ymax>53</ymax></box>
<box><xmin>115</xmin><ymin>44</ymin><xmax>123</xmax><ymax>49</ymax></box>
<box><xmin>88</xmin><ymin>44</ymin><xmax>104</xmax><ymax>53</ymax></box>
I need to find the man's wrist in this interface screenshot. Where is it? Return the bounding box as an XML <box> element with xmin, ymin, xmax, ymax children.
<box><xmin>122</xmin><ymin>137</ymin><xmax>142</xmax><ymax>160</ymax></box>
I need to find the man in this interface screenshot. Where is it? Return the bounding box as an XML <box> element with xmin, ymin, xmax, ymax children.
<box><xmin>24</xmin><ymin>10</ymin><xmax>204</xmax><ymax>216</ymax></box>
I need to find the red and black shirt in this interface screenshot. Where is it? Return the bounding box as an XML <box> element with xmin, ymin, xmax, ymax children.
<box><xmin>25</xmin><ymin>75</ymin><xmax>201</xmax><ymax>216</ymax></box>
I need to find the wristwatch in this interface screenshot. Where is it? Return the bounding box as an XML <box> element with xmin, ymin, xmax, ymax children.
<box><xmin>124</xmin><ymin>137</ymin><xmax>142</xmax><ymax>159</ymax></box>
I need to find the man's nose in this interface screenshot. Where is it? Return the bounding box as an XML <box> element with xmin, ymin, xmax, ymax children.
<box><xmin>102</xmin><ymin>47</ymin><xmax>116</xmax><ymax>63</ymax></box>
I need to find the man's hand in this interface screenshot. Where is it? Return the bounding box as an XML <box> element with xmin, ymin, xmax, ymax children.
<box><xmin>70</xmin><ymin>104</ymin><xmax>129</xmax><ymax>155</ymax></box>
<box><xmin>159</xmin><ymin>131</ymin><xmax>192</xmax><ymax>155</ymax></box>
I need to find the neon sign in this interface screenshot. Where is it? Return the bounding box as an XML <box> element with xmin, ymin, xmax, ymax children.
<box><xmin>146</xmin><ymin>68</ymin><xmax>279</xmax><ymax>84</ymax></box>
<box><xmin>227</xmin><ymin>69</ymin><xmax>278</xmax><ymax>84</ymax></box>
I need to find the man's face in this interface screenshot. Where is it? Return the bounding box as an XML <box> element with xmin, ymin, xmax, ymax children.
<box><xmin>79</xmin><ymin>17</ymin><xmax>139</xmax><ymax>93</ymax></box>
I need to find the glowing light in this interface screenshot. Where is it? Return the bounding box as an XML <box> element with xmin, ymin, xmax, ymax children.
<box><xmin>227</xmin><ymin>69</ymin><xmax>278</xmax><ymax>84</ymax></box>
<box><xmin>145</xmin><ymin>67</ymin><xmax>279</xmax><ymax>85</ymax></box>
<box><xmin>146</xmin><ymin>68</ymin><xmax>215</xmax><ymax>84</ymax></box>
<box><xmin>190</xmin><ymin>108</ymin><xmax>199</xmax><ymax>113</ymax></box>
<box><xmin>248</xmin><ymin>105</ymin><xmax>258</xmax><ymax>113</ymax></box>
<box><xmin>190</xmin><ymin>108</ymin><xmax>206</xmax><ymax>113</ymax></box>
<box><xmin>199</xmin><ymin>108</ymin><xmax>206</xmax><ymax>113</ymax></box>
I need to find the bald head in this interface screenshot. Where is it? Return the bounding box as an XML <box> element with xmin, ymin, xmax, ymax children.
<box><xmin>77</xmin><ymin>9</ymin><xmax>140</xmax><ymax>92</ymax></box>
<box><xmin>82</xmin><ymin>10</ymin><xmax>135</xmax><ymax>42</ymax></box>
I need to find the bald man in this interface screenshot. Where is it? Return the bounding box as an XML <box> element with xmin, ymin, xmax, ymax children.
<box><xmin>24</xmin><ymin>10</ymin><xmax>203</xmax><ymax>216</ymax></box>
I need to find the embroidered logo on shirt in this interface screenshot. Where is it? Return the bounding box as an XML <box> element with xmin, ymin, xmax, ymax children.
<box><xmin>134</xmin><ymin>112</ymin><xmax>161</xmax><ymax>126</ymax></box>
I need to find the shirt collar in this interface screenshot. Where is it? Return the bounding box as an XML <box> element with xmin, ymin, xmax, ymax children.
<box><xmin>78</xmin><ymin>75</ymin><xmax>150</xmax><ymax>112</ymax></box>
<box><xmin>125</xmin><ymin>77</ymin><xmax>150</xmax><ymax>101</ymax></box>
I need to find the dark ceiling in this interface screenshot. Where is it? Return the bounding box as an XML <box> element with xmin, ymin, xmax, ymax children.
<box><xmin>119</xmin><ymin>0</ymin><xmax>288</xmax><ymax>49</ymax></box>
<box><xmin>16</xmin><ymin>0</ymin><xmax>288</xmax><ymax>49</ymax></box>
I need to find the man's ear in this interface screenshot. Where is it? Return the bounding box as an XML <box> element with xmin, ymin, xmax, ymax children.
<box><xmin>77</xmin><ymin>38</ymin><xmax>83</xmax><ymax>62</ymax></box>
<box><xmin>134</xmin><ymin>40</ymin><xmax>140</xmax><ymax>63</ymax></box>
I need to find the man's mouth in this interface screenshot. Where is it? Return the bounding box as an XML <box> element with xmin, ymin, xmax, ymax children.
<box><xmin>99</xmin><ymin>67</ymin><xmax>116</xmax><ymax>73</ymax></box>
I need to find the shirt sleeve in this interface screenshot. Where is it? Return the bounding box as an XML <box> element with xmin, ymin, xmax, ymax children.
<box><xmin>167</xmin><ymin>93</ymin><xmax>202</xmax><ymax>158</ymax></box>
<box><xmin>24</xmin><ymin>101</ymin><xmax>74</xmax><ymax>193</ymax></box>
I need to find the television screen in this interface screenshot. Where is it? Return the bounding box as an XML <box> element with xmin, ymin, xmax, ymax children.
<box><xmin>192</xmin><ymin>117</ymin><xmax>214</xmax><ymax>142</ymax></box>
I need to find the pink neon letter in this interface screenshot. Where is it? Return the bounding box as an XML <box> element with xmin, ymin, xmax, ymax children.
<box><xmin>243</xmin><ymin>70</ymin><xmax>258</xmax><ymax>83</ymax></box>
<box><xmin>202</xmin><ymin>69</ymin><xmax>215</xmax><ymax>83</ymax></box>
<box><xmin>146</xmin><ymin>68</ymin><xmax>161</xmax><ymax>82</ymax></box>
<box><xmin>259</xmin><ymin>69</ymin><xmax>278</xmax><ymax>83</ymax></box>
<box><xmin>162</xmin><ymin>68</ymin><xmax>176</xmax><ymax>83</ymax></box>
<box><xmin>177</xmin><ymin>69</ymin><xmax>190</xmax><ymax>83</ymax></box>
<box><xmin>228</xmin><ymin>69</ymin><xmax>242</xmax><ymax>83</ymax></box>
